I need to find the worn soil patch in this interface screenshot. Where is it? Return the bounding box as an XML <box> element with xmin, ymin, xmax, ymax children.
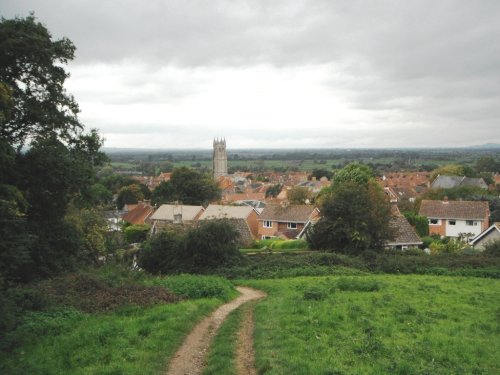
<box><xmin>235</xmin><ymin>304</ymin><xmax>259</xmax><ymax>375</ymax></box>
<box><xmin>165</xmin><ymin>286</ymin><xmax>266</xmax><ymax>375</ymax></box>
<box><xmin>37</xmin><ymin>273</ymin><xmax>180</xmax><ymax>312</ymax></box>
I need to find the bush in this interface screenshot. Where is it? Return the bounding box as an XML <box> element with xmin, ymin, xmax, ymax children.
<box><xmin>335</xmin><ymin>277</ymin><xmax>382</xmax><ymax>292</ymax></box>
<box><xmin>146</xmin><ymin>274</ymin><xmax>235</xmax><ymax>301</ymax></box>
<box><xmin>124</xmin><ymin>224</ymin><xmax>150</xmax><ymax>244</ymax></box>
<box><xmin>483</xmin><ymin>238</ymin><xmax>500</xmax><ymax>256</ymax></box>
<box><xmin>139</xmin><ymin>219</ymin><xmax>242</xmax><ymax>274</ymax></box>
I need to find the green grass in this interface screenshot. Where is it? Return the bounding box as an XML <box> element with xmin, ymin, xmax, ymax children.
<box><xmin>0</xmin><ymin>272</ymin><xmax>237</xmax><ymax>375</ymax></box>
<box><xmin>239</xmin><ymin>275</ymin><xmax>500</xmax><ymax>374</ymax></box>
<box><xmin>202</xmin><ymin>305</ymin><xmax>245</xmax><ymax>375</ymax></box>
<box><xmin>144</xmin><ymin>274</ymin><xmax>237</xmax><ymax>301</ymax></box>
<box><xmin>0</xmin><ymin>299</ymin><xmax>223</xmax><ymax>375</ymax></box>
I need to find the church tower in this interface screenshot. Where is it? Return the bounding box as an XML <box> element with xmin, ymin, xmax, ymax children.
<box><xmin>213</xmin><ymin>138</ymin><xmax>228</xmax><ymax>178</ymax></box>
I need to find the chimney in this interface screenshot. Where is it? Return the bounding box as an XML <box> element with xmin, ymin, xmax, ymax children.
<box><xmin>280</xmin><ymin>200</ymin><xmax>290</xmax><ymax>208</ymax></box>
<box><xmin>443</xmin><ymin>196</ymin><xmax>449</xmax><ymax>204</ymax></box>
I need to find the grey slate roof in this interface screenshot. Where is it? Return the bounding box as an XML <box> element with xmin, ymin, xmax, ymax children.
<box><xmin>431</xmin><ymin>175</ymin><xmax>488</xmax><ymax>189</ymax></box>
<box><xmin>387</xmin><ymin>216</ymin><xmax>423</xmax><ymax>246</ymax></box>
<box><xmin>419</xmin><ymin>200</ymin><xmax>489</xmax><ymax>220</ymax></box>
<box><xmin>259</xmin><ymin>204</ymin><xmax>317</xmax><ymax>223</ymax></box>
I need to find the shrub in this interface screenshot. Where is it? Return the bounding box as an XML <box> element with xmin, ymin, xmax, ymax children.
<box><xmin>146</xmin><ymin>274</ymin><xmax>235</xmax><ymax>301</ymax></box>
<box><xmin>139</xmin><ymin>219</ymin><xmax>241</xmax><ymax>274</ymax></box>
<box><xmin>303</xmin><ymin>286</ymin><xmax>328</xmax><ymax>300</ymax></box>
<box><xmin>335</xmin><ymin>277</ymin><xmax>382</xmax><ymax>292</ymax></box>
<box><xmin>124</xmin><ymin>224</ymin><xmax>150</xmax><ymax>243</ymax></box>
<box><xmin>483</xmin><ymin>238</ymin><xmax>500</xmax><ymax>257</ymax></box>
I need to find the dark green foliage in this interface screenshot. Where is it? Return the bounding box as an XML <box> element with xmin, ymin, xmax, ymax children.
<box><xmin>169</xmin><ymin>167</ymin><xmax>220</xmax><ymax>205</ymax></box>
<box><xmin>303</xmin><ymin>286</ymin><xmax>328</xmax><ymax>300</ymax></box>
<box><xmin>404</xmin><ymin>212</ymin><xmax>429</xmax><ymax>237</ymax></box>
<box><xmin>265</xmin><ymin>183</ymin><xmax>283</xmax><ymax>198</ymax></box>
<box><xmin>213</xmin><ymin>251</ymin><xmax>500</xmax><ymax>279</ymax></box>
<box><xmin>475</xmin><ymin>156</ymin><xmax>499</xmax><ymax>173</ymax></box>
<box><xmin>483</xmin><ymin>238</ymin><xmax>500</xmax><ymax>257</ymax></box>
<box><xmin>0</xmin><ymin>14</ymin><xmax>81</xmax><ymax>145</ymax></box>
<box><xmin>309</xmin><ymin>163</ymin><xmax>393</xmax><ymax>253</ymax></box>
<box><xmin>124</xmin><ymin>224</ymin><xmax>150</xmax><ymax>244</ymax></box>
<box><xmin>116</xmin><ymin>184</ymin><xmax>146</xmax><ymax>209</ymax></box>
<box><xmin>151</xmin><ymin>180</ymin><xmax>175</xmax><ymax>205</ymax></box>
<box><xmin>139</xmin><ymin>219</ymin><xmax>241</xmax><ymax>274</ymax></box>
<box><xmin>335</xmin><ymin>277</ymin><xmax>382</xmax><ymax>292</ymax></box>
<box><xmin>309</xmin><ymin>181</ymin><xmax>393</xmax><ymax>254</ymax></box>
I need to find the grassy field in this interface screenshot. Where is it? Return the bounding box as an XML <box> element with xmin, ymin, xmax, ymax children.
<box><xmin>0</xmin><ymin>273</ymin><xmax>236</xmax><ymax>375</ymax></box>
<box><xmin>238</xmin><ymin>275</ymin><xmax>500</xmax><ymax>374</ymax></box>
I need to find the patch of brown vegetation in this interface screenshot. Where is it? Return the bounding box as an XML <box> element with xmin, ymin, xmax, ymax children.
<box><xmin>38</xmin><ymin>273</ymin><xmax>180</xmax><ymax>313</ymax></box>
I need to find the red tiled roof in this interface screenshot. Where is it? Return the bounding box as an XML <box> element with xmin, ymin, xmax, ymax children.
<box><xmin>419</xmin><ymin>200</ymin><xmax>489</xmax><ymax>220</ymax></box>
<box><xmin>260</xmin><ymin>204</ymin><xmax>317</xmax><ymax>222</ymax></box>
<box><xmin>122</xmin><ymin>202</ymin><xmax>154</xmax><ymax>225</ymax></box>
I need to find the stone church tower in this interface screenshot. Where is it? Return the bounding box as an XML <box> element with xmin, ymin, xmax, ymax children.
<box><xmin>212</xmin><ymin>138</ymin><xmax>228</xmax><ymax>178</ymax></box>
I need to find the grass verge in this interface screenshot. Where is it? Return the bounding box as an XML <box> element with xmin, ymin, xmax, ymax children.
<box><xmin>202</xmin><ymin>305</ymin><xmax>245</xmax><ymax>375</ymax></box>
<box><xmin>240</xmin><ymin>275</ymin><xmax>500</xmax><ymax>374</ymax></box>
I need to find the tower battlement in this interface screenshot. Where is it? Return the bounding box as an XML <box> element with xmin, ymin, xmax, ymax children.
<box><xmin>213</xmin><ymin>138</ymin><xmax>228</xmax><ymax>178</ymax></box>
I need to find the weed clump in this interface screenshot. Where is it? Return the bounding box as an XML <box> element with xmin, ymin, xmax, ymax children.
<box><xmin>335</xmin><ymin>277</ymin><xmax>382</xmax><ymax>292</ymax></box>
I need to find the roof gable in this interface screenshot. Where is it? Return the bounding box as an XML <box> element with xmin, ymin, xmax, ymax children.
<box><xmin>260</xmin><ymin>204</ymin><xmax>317</xmax><ymax>222</ymax></box>
<box><xmin>419</xmin><ymin>200</ymin><xmax>489</xmax><ymax>220</ymax></box>
<box><xmin>149</xmin><ymin>204</ymin><xmax>204</xmax><ymax>221</ymax></box>
<box><xmin>199</xmin><ymin>204</ymin><xmax>255</xmax><ymax>220</ymax></box>
<box><xmin>387</xmin><ymin>216</ymin><xmax>422</xmax><ymax>245</ymax></box>
<box><xmin>470</xmin><ymin>222</ymin><xmax>500</xmax><ymax>245</ymax></box>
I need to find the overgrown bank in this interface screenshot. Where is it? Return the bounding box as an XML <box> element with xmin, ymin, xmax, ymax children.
<box><xmin>212</xmin><ymin>251</ymin><xmax>500</xmax><ymax>279</ymax></box>
<box><xmin>0</xmin><ymin>267</ymin><xmax>236</xmax><ymax>375</ymax></box>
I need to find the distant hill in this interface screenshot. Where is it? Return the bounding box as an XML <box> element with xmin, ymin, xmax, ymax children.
<box><xmin>467</xmin><ymin>143</ymin><xmax>500</xmax><ymax>149</ymax></box>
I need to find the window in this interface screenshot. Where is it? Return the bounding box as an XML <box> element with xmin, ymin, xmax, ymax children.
<box><xmin>466</xmin><ymin>220</ymin><xmax>475</xmax><ymax>226</ymax></box>
<box><xmin>429</xmin><ymin>219</ymin><xmax>439</xmax><ymax>225</ymax></box>
<box><xmin>262</xmin><ymin>235</ymin><xmax>273</xmax><ymax>240</ymax></box>
<box><xmin>287</xmin><ymin>222</ymin><xmax>297</xmax><ymax>229</ymax></box>
<box><xmin>263</xmin><ymin>221</ymin><xmax>272</xmax><ymax>228</ymax></box>
<box><xmin>448</xmin><ymin>220</ymin><xmax>456</xmax><ymax>225</ymax></box>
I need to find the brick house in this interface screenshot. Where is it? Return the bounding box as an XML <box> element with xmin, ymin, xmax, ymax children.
<box><xmin>258</xmin><ymin>203</ymin><xmax>320</xmax><ymax>240</ymax></box>
<box><xmin>419</xmin><ymin>199</ymin><xmax>490</xmax><ymax>238</ymax></box>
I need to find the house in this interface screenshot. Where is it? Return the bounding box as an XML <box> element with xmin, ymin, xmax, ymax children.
<box><xmin>386</xmin><ymin>215</ymin><xmax>423</xmax><ymax>250</ymax></box>
<box><xmin>431</xmin><ymin>175</ymin><xmax>488</xmax><ymax>190</ymax></box>
<box><xmin>198</xmin><ymin>204</ymin><xmax>259</xmax><ymax>246</ymax></box>
<box><xmin>258</xmin><ymin>202</ymin><xmax>320</xmax><ymax>240</ymax></box>
<box><xmin>419</xmin><ymin>199</ymin><xmax>490</xmax><ymax>238</ymax></box>
<box><xmin>121</xmin><ymin>201</ymin><xmax>154</xmax><ymax>225</ymax></box>
<box><xmin>148</xmin><ymin>204</ymin><xmax>204</xmax><ymax>233</ymax></box>
<box><xmin>470</xmin><ymin>222</ymin><xmax>500</xmax><ymax>250</ymax></box>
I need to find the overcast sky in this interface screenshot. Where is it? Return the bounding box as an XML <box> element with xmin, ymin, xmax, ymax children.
<box><xmin>2</xmin><ymin>0</ymin><xmax>500</xmax><ymax>149</ymax></box>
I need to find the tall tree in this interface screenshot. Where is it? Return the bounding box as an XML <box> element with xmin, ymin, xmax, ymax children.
<box><xmin>308</xmin><ymin>163</ymin><xmax>393</xmax><ymax>253</ymax></box>
<box><xmin>169</xmin><ymin>167</ymin><xmax>220</xmax><ymax>205</ymax></box>
<box><xmin>0</xmin><ymin>14</ymin><xmax>81</xmax><ymax>146</ymax></box>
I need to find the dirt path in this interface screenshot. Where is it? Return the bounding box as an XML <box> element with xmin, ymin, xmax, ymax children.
<box><xmin>235</xmin><ymin>304</ymin><xmax>259</xmax><ymax>375</ymax></box>
<box><xmin>165</xmin><ymin>286</ymin><xmax>266</xmax><ymax>375</ymax></box>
